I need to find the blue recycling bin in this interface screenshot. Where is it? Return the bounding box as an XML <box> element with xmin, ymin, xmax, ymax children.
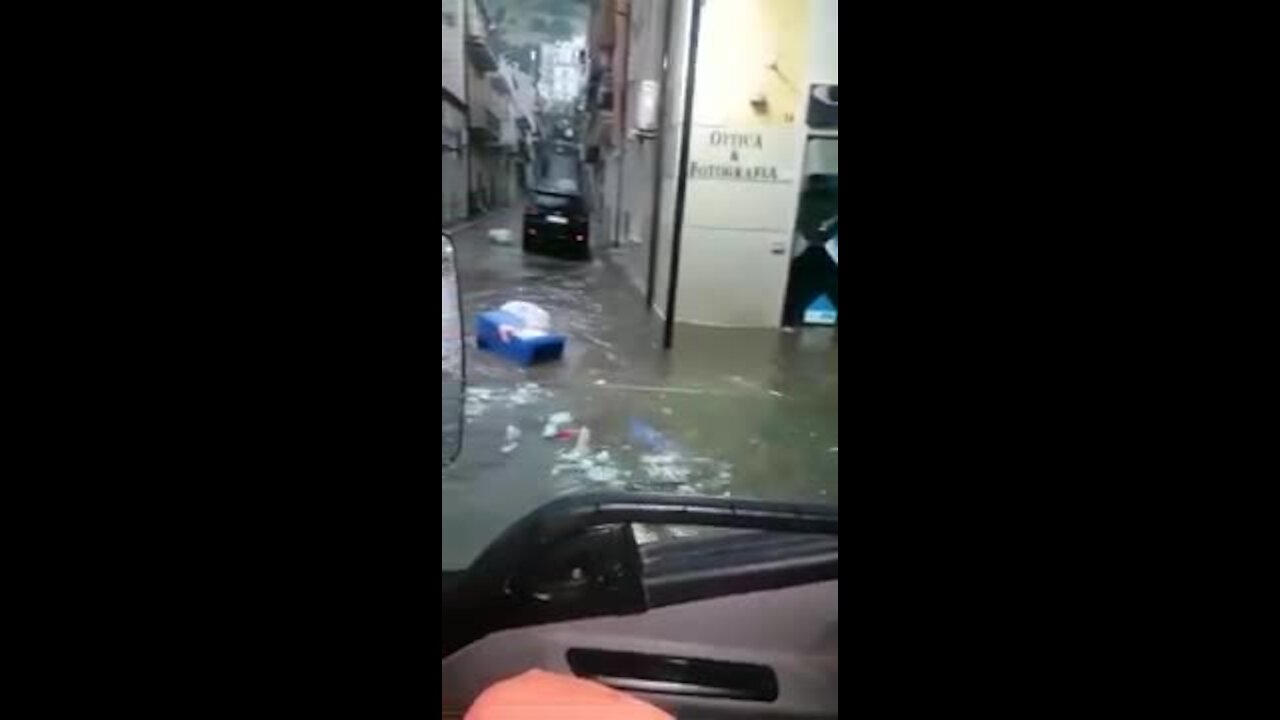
<box><xmin>475</xmin><ymin>310</ymin><xmax>566</xmax><ymax>366</ymax></box>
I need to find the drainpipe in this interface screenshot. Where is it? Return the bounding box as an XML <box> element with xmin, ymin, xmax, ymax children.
<box><xmin>663</xmin><ymin>0</ymin><xmax>705</xmax><ymax>350</ymax></box>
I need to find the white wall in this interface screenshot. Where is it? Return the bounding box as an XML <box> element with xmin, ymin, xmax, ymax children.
<box><xmin>810</xmin><ymin>0</ymin><xmax>838</xmax><ymax>86</ymax></box>
<box><xmin>677</xmin><ymin>126</ymin><xmax>801</xmax><ymax>327</ymax></box>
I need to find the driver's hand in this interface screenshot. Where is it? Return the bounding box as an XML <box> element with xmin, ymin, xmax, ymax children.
<box><xmin>466</xmin><ymin>669</ymin><xmax>672</xmax><ymax>720</ymax></box>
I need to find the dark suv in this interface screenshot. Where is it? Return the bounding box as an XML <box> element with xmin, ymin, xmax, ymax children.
<box><xmin>522</xmin><ymin>187</ymin><xmax>590</xmax><ymax>261</ymax></box>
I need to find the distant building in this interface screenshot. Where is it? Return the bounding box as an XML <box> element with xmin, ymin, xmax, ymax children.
<box><xmin>485</xmin><ymin>0</ymin><xmax>588</xmax><ymax>66</ymax></box>
<box><xmin>538</xmin><ymin>39</ymin><xmax>586</xmax><ymax>108</ymax></box>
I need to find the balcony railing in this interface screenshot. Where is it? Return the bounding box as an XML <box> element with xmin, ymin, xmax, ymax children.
<box><xmin>470</xmin><ymin>109</ymin><xmax>502</xmax><ymax>144</ymax></box>
<box><xmin>466</xmin><ymin>36</ymin><xmax>499</xmax><ymax>73</ymax></box>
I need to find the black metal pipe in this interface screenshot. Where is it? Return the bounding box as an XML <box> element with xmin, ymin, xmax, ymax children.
<box><xmin>646</xmin><ymin>0</ymin><xmax>678</xmax><ymax>309</ymax></box>
<box><xmin>612</xmin><ymin>4</ymin><xmax>631</xmax><ymax>249</ymax></box>
<box><xmin>663</xmin><ymin>0</ymin><xmax>704</xmax><ymax>350</ymax></box>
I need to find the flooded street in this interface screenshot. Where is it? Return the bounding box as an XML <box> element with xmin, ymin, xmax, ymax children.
<box><xmin>442</xmin><ymin>209</ymin><xmax>839</xmax><ymax>570</ymax></box>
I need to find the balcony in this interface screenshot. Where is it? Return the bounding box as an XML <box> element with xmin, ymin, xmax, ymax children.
<box><xmin>442</xmin><ymin>125</ymin><xmax>463</xmax><ymax>151</ymax></box>
<box><xmin>470</xmin><ymin>108</ymin><xmax>502</xmax><ymax>145</ymax></box>
<box><xmin>466</xmin><ymin>36</ymin><xmax>499</xmax><ymax>73</ymax></box>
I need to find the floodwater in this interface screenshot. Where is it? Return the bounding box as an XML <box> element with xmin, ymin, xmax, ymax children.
<box><xmin>441</xmin><ymin>210</ymin><xmax>839</xmax><ymax>570</ymax></box>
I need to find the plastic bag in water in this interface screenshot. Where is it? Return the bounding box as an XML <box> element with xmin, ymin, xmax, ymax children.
<box><xmin>500</xmin><ymin>301</ymin><xmax>552</xmax><ymax>331</ymax></box>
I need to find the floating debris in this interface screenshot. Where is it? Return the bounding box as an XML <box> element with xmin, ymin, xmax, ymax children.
<box><xmin>572</xmin><ymin>427</ymin><xmax>592</xmax><ymax>456</ymax></box>
<box><xmin>508</xmin><ymin>383</ymin><xmax>549</xmax><ymax>406</ymax></box>
<box><xmin>640</xmin><ymin>453</ymin><xmax>690</xmax><ymax>485</ymax></box>
<box><xmin>637</xmin><ymin>453</ymin><xmax>732</xmax><ymax>496</ymax></box>
<box><xmin>630</xmin><ymin>419</ymin><xmax>679</xmax><ymax>454</ymax></box>
<box><xmin>543</xmin><ymin>411</ymin><xmax>573</xmax><ymax>438</ymax></box>
<box><xmin>550</xmin><ymin>440</ymin><xmax>626</xmax><ymax>490</ymax></box>
<box><xmin>465</xmin><ymin>383</ymin><xmax>553</xmax><ymax>420</ymax></box>
<box><xmin>500</xmin><ymin>301</ymin><xmax>551</xmax><ymax>330</ymax></box>
<box><xmin>498</xmin><ymin>425</ymin><xmax>523</xmax><ymax>454</ymax></box>
<box><xmin>586</xmin><ymin>464</ymin><xmax>620</xmax><ymax>483</ymax></box>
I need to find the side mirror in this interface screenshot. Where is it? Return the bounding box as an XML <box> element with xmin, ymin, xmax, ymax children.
<box><xmin>442</xmin><ymin>235</ymin><xmax>464</xmax><ymax>466</ymax></box>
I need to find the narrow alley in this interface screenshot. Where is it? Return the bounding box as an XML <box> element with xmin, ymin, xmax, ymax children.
<box><xmin>442</xmin><ymin>209</ymin><xmax>839</xmax><ymax>570</ymax></box>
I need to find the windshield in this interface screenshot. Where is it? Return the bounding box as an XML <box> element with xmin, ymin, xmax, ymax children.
<box><xmin>442</xmin><ymin>0</ymin><xmax>839</xmax><ymax>571</ymax></box>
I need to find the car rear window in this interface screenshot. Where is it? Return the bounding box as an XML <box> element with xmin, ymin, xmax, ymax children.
<box><xmin>534</xmin><ymin>193</ymin><xmax>573</xmax><ymax>210</ymax></box>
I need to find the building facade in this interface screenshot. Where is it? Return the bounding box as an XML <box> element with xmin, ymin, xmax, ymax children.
<box><xmin>539</xmin><ymin>39</ymin><xmax>587</xmax><ymax>109</ymax></box>
<box><xmin>442</xmin><ymin>0</ymin><xmax>468</xmax><ymax>225</ymax></box>
<box><xmin>587</xmin><ymin>0</ymin><xmax>840</xmax><ymax>329</ymax></box>
<box><xmin>442</xmin><ymin>0</ymin><xmax>536</xmax><ymax>226</ymax></box>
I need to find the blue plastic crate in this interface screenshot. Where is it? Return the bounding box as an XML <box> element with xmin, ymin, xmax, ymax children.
<box><xmin>475</xmin><ymin>310</ymin><xmax>566</xmax><ymax>366</ymax></box>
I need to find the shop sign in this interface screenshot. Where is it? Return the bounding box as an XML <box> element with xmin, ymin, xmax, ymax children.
<box><xmin>688</xmin><ymin>129</ymin><xmax>793</xmax><ymax>184</ymax></box>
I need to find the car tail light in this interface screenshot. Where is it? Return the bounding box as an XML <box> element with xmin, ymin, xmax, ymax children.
<box><xmin>575</xmin><ymin>235</ymin><xmax>585</xmax><ymax>243</ymax></box>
